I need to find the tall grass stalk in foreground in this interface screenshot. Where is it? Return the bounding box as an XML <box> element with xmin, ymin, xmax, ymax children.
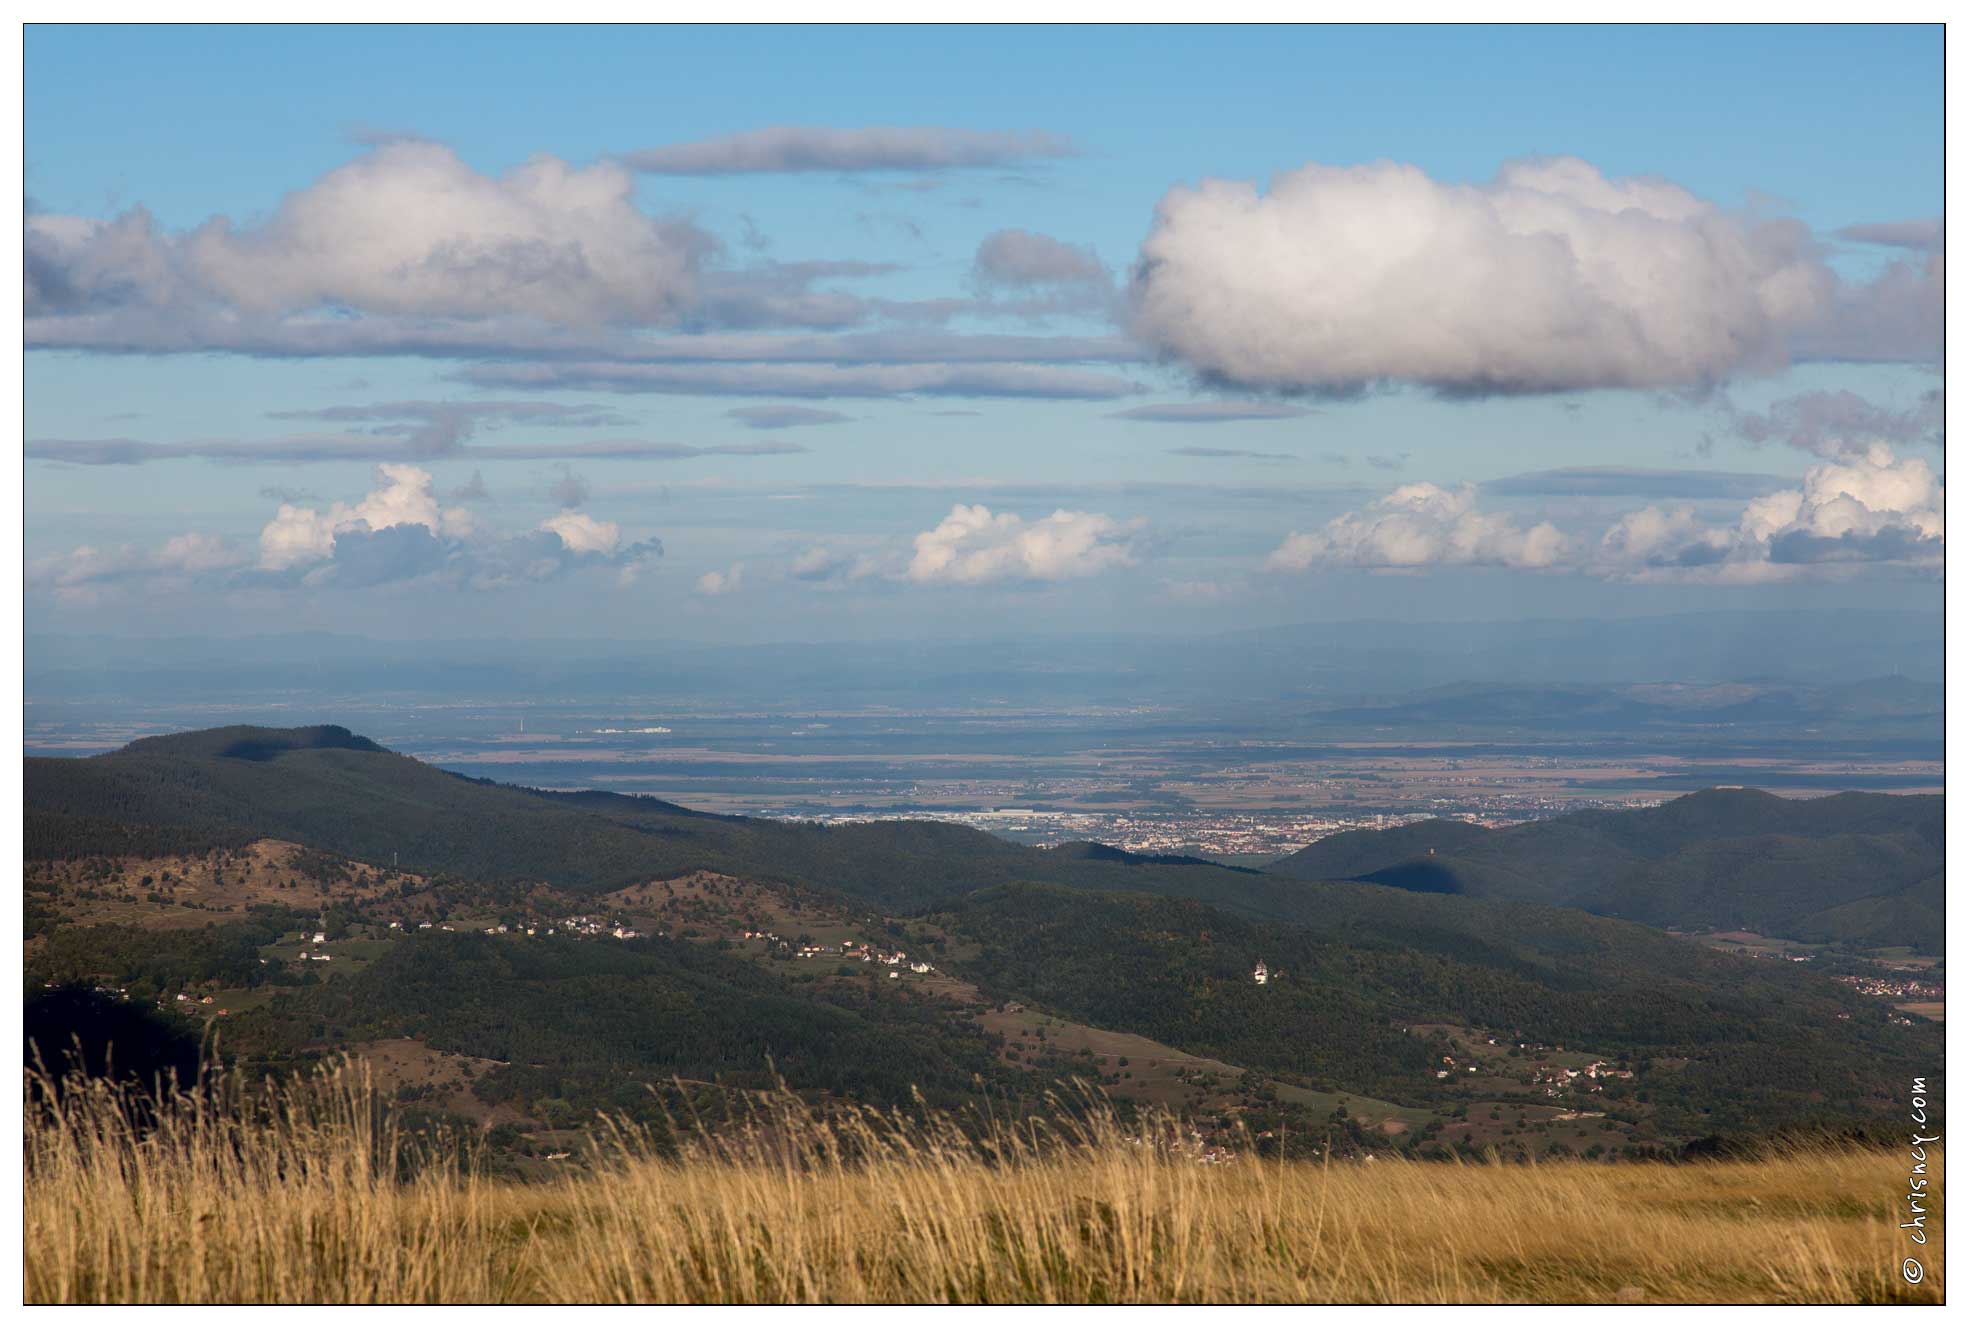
<box><xmin>25</xmin><ymin>1061</ymin><xmax>1942</xmax><ymax>1304</ymax></box>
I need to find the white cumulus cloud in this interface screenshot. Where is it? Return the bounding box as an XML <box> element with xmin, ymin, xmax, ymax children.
<box><xmin>1594</xmin><ymin>443</ymin><xmax>1943</xmax><ymax>582</ymax></box>
<box><xmin>258</xmin><ymin>463</ymin><xmax>473</xmax><ymax>571</ymax></box>
<box><xmin>33</xmin><ymin>462</ymin><xmax>662</xmax><ymax>602</ymax></box>
<box><xmin>1131</xmin><ymin>155</ymin><xmax>1852</xmax><ymax>394</ymax></box>
<box><xmin>29</xmin><ymin>141</ymin><xmax>708</xmax><ymax>329</ymax></box>
<box><xmin>906</xmin><ymin>504</ymin><xmax>1144</xmax><ymax>585</ymax></box>
<box><xmin>539</xmin><ymin>510</ymin><xmax>620</xmax><ymax>556</ymax></box>
<box><xmin>694</xmin><ymin>564</ymin><xmax>745</xmax><ymax>596</ymax></box>
<box><xmin>1266</xmin><ymin>483</ymin><xmax>1568</xmax><ymax>573</ymax></box>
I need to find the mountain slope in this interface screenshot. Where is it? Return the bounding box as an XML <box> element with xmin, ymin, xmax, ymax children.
<box><xmin>1268</xmin><ymin>788</ymin><xmax>1943</xmax><ymax>947</ymax></box>
<box><xmin>932</xmin><ymin>881</ymin><xmax>1936</xmax><ymax>1138</ymax></box>
<box><xmin>25</xmin><ymin>725</ymin><xmax>1261</xmax><ymax>909</ymax></box>
<box><xmin>231</xmin><ymin>929</ymin><xmax>1017</xmax><ymax>1114</ymax></box>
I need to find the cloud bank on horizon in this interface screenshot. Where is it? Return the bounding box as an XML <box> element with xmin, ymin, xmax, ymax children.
<box><xmin>29</xmin><ymin>462</ymin><xmax>662</xmax><ymax>604</ymax></box>
<box><xmin>1266</xmin><ymin>442</ymin><xmax>1942</xmax><ymax>586</ymax></box>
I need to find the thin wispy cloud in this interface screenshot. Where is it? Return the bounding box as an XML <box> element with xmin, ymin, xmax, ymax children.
<box><xmin>618</xmin><ymin>126</ymin><xmax>1076</xmax><ymax>175</ymax></box>
<box><xmin>1169</xmin><ymin>446</ymin><xmax>1296</xmax><ymax>461</ymax></box>
<box><xmin>1486</xmin><ymin>467</ymin><xmax>1792</xmax><ymax>501</ymax></box>
<box><xmin>456</xmin><ymin>361</ymin><xmax>1143</xmax><ymax>401</ymax></box>
<box><xmin>726</xmin><ymin>405</ymin><xmax>854</xmax><ymax>430</ymax></box>
<box><xmin>1835</xmin><ymin>217</ymin><xmax>1943</xmax><ymax>253</ymax></box>
<box><xmin>1728</xmin><ymin>389</ymin><xmax>1944</xmax><ymax>458</ymax></box>
<box><xmin>1113</xmin><ymin>402</ymin><xmax>1312</xmax><ymax>423</ymax></box>
<box><xmin>29</xmin><ymin>398</ymin><xmax>814</xmax><ymax>466</ymax></box>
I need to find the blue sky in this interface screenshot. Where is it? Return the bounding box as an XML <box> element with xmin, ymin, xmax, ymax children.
<box><xmin>24</xmin><ymin>23</ymin><xmax>1944</xmax><ymax>641</ymax></box>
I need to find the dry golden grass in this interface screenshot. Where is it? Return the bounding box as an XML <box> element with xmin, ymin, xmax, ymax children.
<box><xmin>24</xmin><ymin>1062</ymin><xmax>1942</xmax><ymax>1304</ymax></box>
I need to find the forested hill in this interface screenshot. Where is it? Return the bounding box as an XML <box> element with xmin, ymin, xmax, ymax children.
<box><xmin>24</xmin><ymin>724</ymin><xmax>1257</xmax><ymax>909</ymax></box>
<box><xmin>1268</xmin><ymin>788</ymin><xmax>1943</xmax><ymax>948</ymax></box>
<box><xmin>932</xmin><ymin>881</ymin><xmax>1935</xmax><ymax>1138</ymax></box>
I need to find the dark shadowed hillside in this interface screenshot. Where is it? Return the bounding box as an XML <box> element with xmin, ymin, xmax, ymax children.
<box><xmin>1269</xmin><ymin>788</ymin><xmax>1943</xmax><ymax>948</ymax></box>
<box><xmin>933</xmin><ymin>881</ymin><xmax>1935</xmax><ymax>1138</ymax></box>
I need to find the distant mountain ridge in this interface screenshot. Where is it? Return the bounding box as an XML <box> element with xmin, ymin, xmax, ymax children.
<box><xmin>23</xmin><ymin>724</ymin><xmax>1259</xmax><ymax>909</ymax></box>
<box><xmin>1268</xmin><ymin>788</ymin><xmax>1943</xmax><ymax>948</ymax></box>
<box><xmin>29</xmin><ymin>727</ymin><xmax>1942</xmax><ymax>951</ymax></box>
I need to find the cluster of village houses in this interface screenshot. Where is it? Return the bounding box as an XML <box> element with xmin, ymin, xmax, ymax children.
<box><xmin>1526</xmin><ymin>1060</ymin><xmax>1634</xmax><ymax>1095</ymax></box>
<box><xmin>370</xmin><ymin>916</ymin><xmax>650</xmax><ymax>940</ymax></box>
<box><xmin>773</xmin><ymin>933</ymin><xmax>935</xmax><ymax>976</ymax></box>
<box><xmin>555</xmin><ymin>915</ymin><xmax>646</xmax><ymax>939</ymax></box>
<box><xmin>1124</xmin><ymin>1126</ymin><xmax>1236</xmax><ymax>1166</ymax></box>
<box><xmin>96</xmin><ymin>910</ymin><xmax>942</xmax><ymax>1018</ymax></box>
<box><xmin>1428</xmin><ymin>1033</ymin><xmax>1636</xmax><ymax>1095</ymax></box>
<box><xmin>1835</xmin><ymin>972</ymin><xmax>1944</xmax><ymax>1002</ymax></box>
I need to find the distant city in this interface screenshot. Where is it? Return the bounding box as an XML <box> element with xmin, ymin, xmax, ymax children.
<box><xmin>766</xmin><ymin>803</ymin><xmax>1646</xmax><ymax>860</ymax></box>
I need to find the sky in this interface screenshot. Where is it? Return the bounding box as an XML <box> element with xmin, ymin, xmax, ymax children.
<box><xmin>23</xmin><ymin>23</ymin><xmax>1945</xmax><ymax>644</ymax></box>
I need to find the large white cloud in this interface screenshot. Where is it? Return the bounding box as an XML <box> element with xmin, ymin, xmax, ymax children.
<box><xmin>1130</xmin><ymin>155</ymin><xmax>1868</xmax><ymax>393</ymax></box>
<box><xmin>28</xmin><ymin>142</ymin><xmax>708</xmax><ymax>328</ymax></box>
<box><xmin>906</xmin><ymin>504</ymin><xmax>1144</xmax><ymax>585</ymax></box>
<box><xmin>1266</xmin><ymin>483</ymin><xmax>1568</xmax><ymax>573</ymax></box>
<box><xmin>23</xmin><ymin>140</ymin><xmax>1131</xmax><ymax>367</ymax></box>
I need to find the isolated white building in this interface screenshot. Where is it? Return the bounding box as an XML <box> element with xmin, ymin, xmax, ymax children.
<box><xmin>1253</xmin><ymin>960</ymin><xmax>1269</xmax><ymax>985</ymax></box>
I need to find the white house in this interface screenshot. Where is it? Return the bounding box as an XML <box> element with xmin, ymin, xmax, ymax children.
<box><xmin>1253</xmin><ymin>960</ymin><xmax>1269</xmax><ymax>985</ymax></box>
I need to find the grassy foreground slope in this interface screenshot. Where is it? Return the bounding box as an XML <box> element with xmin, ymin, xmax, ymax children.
<box><xmin>25</xmin><ymin>1064</ymin><xmax>1942</xmax><ymax>1305</ymax></box>
<box><xmin>1269</xmin><ymin>787</ymin><xmax>1944</xmax><ymax>947</ymax></box>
